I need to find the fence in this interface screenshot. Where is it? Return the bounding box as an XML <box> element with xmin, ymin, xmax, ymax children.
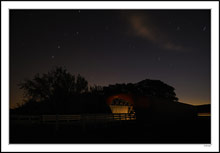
<box><xmin>10</xmin><ymin>113</ymin><xmax>136</xmax><ymax>124</ymax></box>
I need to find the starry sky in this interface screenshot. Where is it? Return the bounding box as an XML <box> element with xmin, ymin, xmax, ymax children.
<box><xmin>10</xmin><ymin>10</ymin><xmax>210</xmax><ymax>108</ymax></box>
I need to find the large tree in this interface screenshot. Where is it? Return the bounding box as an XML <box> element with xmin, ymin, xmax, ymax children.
<box><xmin>18</xmin><ymin>67</ymin><xmax>88</xmax><ymax>114</ymax></box>
<box><xmin>103</xmin><ymin>79</ymin><xmax>178</xmax><ymax>102</ymax></box>
<box><xmin>135</xmin><ymin>79</ymin><xmax>178</xmax><ymax>102</ymax></box>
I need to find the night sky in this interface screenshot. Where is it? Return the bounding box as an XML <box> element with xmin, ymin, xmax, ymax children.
<box><xmin>10</xmin><ymin>10</ymin><xmax>210</xmax><ymax>108</ymax></box>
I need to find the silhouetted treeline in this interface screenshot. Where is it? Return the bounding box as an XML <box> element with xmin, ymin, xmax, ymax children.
<box><xmin>11</xmin><ymin>67</ymin><xmax>179</xmax><ymax>115</ymax></box>
<box><xmin>103</xmin><ymin>79</ymin><xmax>178</xmax><ymax>102</ymax></box>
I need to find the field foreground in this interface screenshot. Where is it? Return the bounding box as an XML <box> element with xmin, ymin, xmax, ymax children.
<box><xmin>10</xmin><ymin>115</ymin><xmax>210</xmax><ymax>144</ymax></box>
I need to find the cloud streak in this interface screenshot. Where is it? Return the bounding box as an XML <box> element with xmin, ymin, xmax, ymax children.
<box><xmin>128</xmin><ymin>14</ymin><xmax>184</xmax><ymax>51</ymax></box>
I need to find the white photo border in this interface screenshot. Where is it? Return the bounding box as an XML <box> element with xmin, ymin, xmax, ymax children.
<box><xmin>1</xmin><ymin>1</ymin><xmax>219</xmax><ymax>152</ymax></box>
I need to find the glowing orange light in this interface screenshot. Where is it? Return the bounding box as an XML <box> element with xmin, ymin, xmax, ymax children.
<box><xmin>106</xmin><ymin>93</ymin><xmax>135</xmax><ymax>106</ymax></box>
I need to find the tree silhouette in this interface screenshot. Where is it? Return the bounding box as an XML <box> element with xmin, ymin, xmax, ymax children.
<box><xmin>135</xmin><ymin>79</ymin><xmax>178</xmax><ymax>102</ymax></box>
<box><xmin>103</xmin><ymin>79</ymin><xmax>178</xmax><ymax>102</ymax></box>
<box><xmin>14</xmin><ymin>67</ymin><xmax>179</xmax><ymax>116</ymax></box>
<box><xmin>75</xmin><ymin>74</ymin><xmax>88</xmax><ymax>94</ymax></box>
<box><xmin>17</xmin><ymin>67</ymin><xmax>89</xmax><ymax>114</ymax></box>
<box><xmin>90</xmin><ymin>85</ymin><xmax>103</xmax><ymax>95</ymax></box>
<box><xmin>19</xmin><ymin>67</ymin><xmax>79</xmax><ymax>102</ymax></box>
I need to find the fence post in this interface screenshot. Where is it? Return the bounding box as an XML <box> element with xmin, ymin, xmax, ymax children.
<box><xmin>55</xmin><ymin>114</ymin><xmax>59</xmax><ymax>131</ymax></box>
<box><xmin>82</xmin><ymin>114</ymin><xmax>86</xmax><ymax>133</ymax></box>
<box><xmin>94</xmin><ymin>114</ymin><xmax>97</xmax><ymax>129</ymax></box>
<box><xmin>105</xmin><ymin>114</ymin><xmax>108</xmax><ymax>128</ymax></box>
<box><xmin>41</xmin><ymin>115</ymin><xmax>44</xmax><ymax>123</ymax></box>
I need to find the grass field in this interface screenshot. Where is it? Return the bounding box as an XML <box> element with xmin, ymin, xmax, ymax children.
<box><xmin>10</xmin><ymin>116</ymin><xmax>210</xmax><ymax>144</ymax></box>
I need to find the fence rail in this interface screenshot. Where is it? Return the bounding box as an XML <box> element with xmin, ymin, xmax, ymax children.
<box><xmin>10</xmin><ymin>113</ymin><xmax>136</xmax><ymax>124</ymax></box>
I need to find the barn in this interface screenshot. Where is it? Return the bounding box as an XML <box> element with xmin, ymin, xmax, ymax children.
<box><xmin>106</xmin><ymin>93</ymin><xmax>197</xmax><ymax>122</ymax></box>
<box><xmin>106</xmin><ymin>93</ymin><xmax>135</xmax><ymax>114</ymax></box>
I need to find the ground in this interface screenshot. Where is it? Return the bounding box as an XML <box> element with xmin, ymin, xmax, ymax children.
<box><xmin>10</xmin><ymin>116</ymin><xmax>210</xmax><ymax>144</ymax></box>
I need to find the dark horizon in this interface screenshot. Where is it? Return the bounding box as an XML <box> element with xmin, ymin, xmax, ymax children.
<box><xmin>10</xmin><ymin>10</ymin><xmax>211</xmax><ymax>108</ymax></box>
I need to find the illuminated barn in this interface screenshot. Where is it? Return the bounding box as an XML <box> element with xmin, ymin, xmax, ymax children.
<box><xmin>106</xmin><ymin>94</ymin><xmax>135</xmax><ymax>114</ymax></box>
<box><xmin>106</xmin><ymin>93</ymin><xmax>197</xmax><ymax>122</ymax></box>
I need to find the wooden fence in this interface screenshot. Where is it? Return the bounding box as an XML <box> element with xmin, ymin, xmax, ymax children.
<box><xmin>10</xmin><ymin>113</ymin><xmax>136</xmax><ymax>124</ymax></box>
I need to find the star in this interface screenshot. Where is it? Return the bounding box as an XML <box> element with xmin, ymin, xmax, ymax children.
<box><xmin>105</xmin><ymin>26</ymin><xmax>109</xmax><ymax>30</ymax></box>
<box><xmin>176</xmin><ymin>26</ymin><xmax>180</xmax><ymax>31</ymax></box>
<box><xmin>21</xmin><ymin>42</ymin><xmax>25</xmax><ymax>47</ymax></box>
<box><xmin>158</xmin><ymin>57</ymin><xmax>161</xmax><ymax>61</ymax></box>
<box><xmin>129</xmin><ymin>44</ymin><xmax>136</xmax><ymax>49</ymax></box>
<box><xmin>169</xmin><ymin>63</ymin><xmax>173</xmax><ymax>67</ymax></box>
<box><xmin>57</xmin><ymin>45</ymin><xmax>61</xmax><ymax>49</ymax></box>
<box><xmin>63</xmin><ymin>32</ymin><xmax>68</xmax><ymax>36</ymax></box>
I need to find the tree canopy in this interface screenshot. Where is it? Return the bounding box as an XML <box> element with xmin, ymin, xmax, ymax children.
<box><xmin>12</xmin><ymin>67</ymin><xmax>179</xmax><ymax>115</ymax></box>
<box><xmin>103</xmin><ymin>79</ymin><xmax>178</xmax><ymax>102</ymax></box>
<box><xmin>19</xmin><ymin>67</ymin><xmax>88</xmax><ymax>102</ymax></box>
<box><xmin>16</xmin><ymin>67</ymin><xmax>110</xmax><ymax>114</ymax></box>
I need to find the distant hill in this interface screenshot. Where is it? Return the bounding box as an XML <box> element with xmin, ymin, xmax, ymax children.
<box><xmin>194</xmin><ymin>104</ymin><xmax>211</xmax><ymax>113</ymax></box>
